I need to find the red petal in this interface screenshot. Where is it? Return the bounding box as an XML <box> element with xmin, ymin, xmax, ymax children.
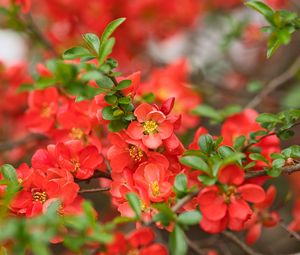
<box><xmin>228</xmin><ymin>198</ymin><xmax>252</xmax><ymax>220</ymax></box>
<box><xmin>200</xmin><ymin>215</ymin><xmax>228</xmax><ymax>234</ymax></box>
<box><xmin>127</xmin><ymin>122</ymin><xmax>144</xmax><ymax>140</ymax></box>
<box><xmin>246</xmin><ymin>223</ymin><xmax>262</xmax><ymax>245</ymax></box>
<box><xmin>218</xmin><ymin>165</ymin><xmax>244</xmax><ymax>185</ymax></box>
<box><xmin>134</xmin><ymin>103</ymin><xmax>153</xmax><ymax>122</ymax></box>
<box><xmin>142</xmin><ymin>133</ymin><xmax>162</xmax><ymax>149</ymax></box>
<box><xmin>255</xmin><ymin>185</ymin><xmax>276</xmax><ymax>209</ymax></box>
<box><xmin>158</xmin><ymin>121</ymin><xmax>173</xmax><ymax>139</ymax></box>
<box><xmin>239</xmin><ymin>184</ymin><xmax>265</xmax><ymax>203</ymax></box>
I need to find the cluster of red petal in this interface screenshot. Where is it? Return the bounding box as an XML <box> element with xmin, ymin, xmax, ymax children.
<box><xmin>198</xmin><ymin>165</ymin><xmax>265</xmax><ymax>233</ymax></box>
<box><xmin>108</xmin><ymin>101</ymin><xmax>185</xmax><ymax>218</ymax></box>
<box><xmin>137</xmin><ymin>60</ymin><xmax>201</xmax><ymax>132</ymax></box>
<box><xmin>244</xmin><ymin>185</ymin><xmax>280</xmax><ymax>244</ymax></box>
<box><xmin>8</xmin><ymin>163</ymin><xmax>82</xmax><ymax>217</ymax></box>
<box><xmin>98</xmin><ymin>227</ymin><xmax>167</xmax><ymax>255</ymax></box>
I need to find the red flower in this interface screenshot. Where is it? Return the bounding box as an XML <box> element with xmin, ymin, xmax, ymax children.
<box><xmin>107</xmin><ymin>132</ymin><xmax>147</xmax><ymax>173</ymax></box>
<box><xmin>103</xmin><ymin>227</ymin><xmax>167</xmax><ymax>255</ymax></box>
<box><xmin>32</xmin><ymin>140</ymin><xmax>103</xmax><ymax>179</ymax></box>
<box><xmin>134</xmin><ymin>162</ymin><xmax>172</xmax><ymax>202</ymax></box>
<box><xmin>245</xmin><ymin>185</ymin><xmax>279</xmax><ymax>244</ymax></box>
<box><xmin>198</xmin><ymin>165</ymin><xmax>265</xmax><ymax>233</ymax></box>
<box><xmin>10</xmin><ymin>168</ymin><xmax>79</xmax><ymax>217</ymax></box>
<box><xmin>127</xmin><ymin>103</ymin><xmax>174</xmax><ymax>149</ymax></box>
<box><xmin>24</xmin><ymin>87</ymin><xmax>58</xmax><ymax>134</ymax></box>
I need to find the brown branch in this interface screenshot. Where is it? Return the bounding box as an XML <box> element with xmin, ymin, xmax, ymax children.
<box><xmin>245</xmin><ymin>162</ymin><xmax>300</xmax><ymax>179</ymax></box>
<box><xmin>0</xmin><ymin>134</ymin><xmax>47</xmax><ymax>152</ymax></box>
<box><xmin>78</xmin><ymin>187</ymin><xmax>110</xmax><ymax>194</ymax></box>
<box><xmin>185</xmin><ymin>236</ymin><xmax>207</xmax><ymax>255</ymax></box>
<box><xmin>75</xmin><ymin>171</ymin><xmax>112</xmax><ymax>183</ymax></box>
<box><xmin>243</xmin><ymin>121</ymin><xmax>300</xmax><ymax>152</ymax></box>
<box><xmin>245</xmin><ymin>55</ymin><xmax>300</xmax><ymax>109</ymax></box>
<box><xmin>23</xmin><ymin>13</ymin><xmax>58</xmax><ymax>57</ymax></box>
<box><xmin>279</xmin><ymin>221</ymin><xmax>300</xmax><ymax>242</ymax></box>
<box><xmin>222</xmin><ymin>231</ymin><xmax>263</xmax><ymax>255</ymax></box>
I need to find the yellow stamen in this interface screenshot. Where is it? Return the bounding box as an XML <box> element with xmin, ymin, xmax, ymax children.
<box><xmin>128</xmin><ymin>145</ymin><xmax>144</xmax><ymax>162</ymax></box>
<box><xmin>69</xmin><ymin>127</ymin><xmax>85</xmax><ymax>140</ymax></box>
<box><xmin>32</xmin><ymin>191</ymin><xmax>47</xmax><ymax>203</ymax></box>
<box><xmin>41</xmin><ymin>105</ymin><xmax>52</xmax><ymax>118</ymax></box>
<box><xmin>143</xmin><ymin>120</ymin><xmax>158</xmax><ymax>134</ymax></box>
<box><xmin>150</xmin><ymin>181</ymin><xmax>160</xmax><ymax>196</ymax></box>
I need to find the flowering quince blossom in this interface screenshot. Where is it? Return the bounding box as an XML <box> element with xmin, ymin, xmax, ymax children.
<box><xmin>31</xmin><ymin>140</ymin><xmax>103</xmax><ymax>179</ymax></box>
<box><xmin>10</xmin><ymin>165</ymin><xmax>80</xmax><ymax>217</ymax></box>
<box><xmin>138</xmin><ymin>60</ymin><xmax>201</xmax><ymax>132</ymax></box>
<box><xmin>24</xmin><ymin>87</ymin><xmax>59</xmax><ymax>134</ymax></box>
<box><xmin>98</xmin><ymin>227</ymin><xmax>167</xmax><ymax>255</ymax></box>
<box><xmin>127</xmin><ymin>103</ymin><xmax>174</xmax><ymax>149</ymax></box>
<box><xmin>198</xmin><ymin>165</ymin><xmax>265</xmax><ymax>233</ymax></box>
<box><xmin>244</xmin><ymin>185</ymin><xmax>280</xmax><ymax>244</ymax></box>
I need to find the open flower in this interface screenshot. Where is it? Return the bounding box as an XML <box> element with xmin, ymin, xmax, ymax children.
<box><xmin>127</xmin><ymin>103</ymin><xmax>173</xmax><ymax>149</ymax></box>
<box><xmin>198</xmin><ymin>165</ymin><xmax>265</xmax><ymax>233</ymax></box>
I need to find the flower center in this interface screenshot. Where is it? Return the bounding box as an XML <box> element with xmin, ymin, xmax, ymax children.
<box><xmin>150</xmin><ymin>181</ymin><xmax>160</xmax><ymax>196</ymax></box>
<box><xmin>128</xmin><ymin>145</ymin><xmax>144</xmax><ymax>162</ymax></box>
<box><xmin>70</xmin><ymin>127</ymin><xmax>85</xmax><ymax>140</ymax></box>
<box><xmin>223</xmin><ymin>185</ymin><xmax>237</xmax><ymax>204</ymax></box>
<box><xmin>71</xmin><ymin>159</ymin><xmax>80</xmax><ymax>174</ymax></box>
<box><xmin>143</xmin><ymin>120</ymin><xmax>158</xmax><ymax>134</ymax></box>
<box><xmin>32</xmin><ymin>191</ymin><xmax>47</xmax><ymax>203</ymax></box>
<box><xmin>41</xmin><ymin>105</ymin><xmax>52</xmax><ymax>118</ymax></box>
<box><xmin>127</xmin><ymin>249</ymin><xmax>139</xmax><ymax>255</ymax></box>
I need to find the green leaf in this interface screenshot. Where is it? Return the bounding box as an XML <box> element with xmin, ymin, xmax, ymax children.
<box><xmin>178</xmin><ymin>210</ymin><xmax>202</xmax><ymax>226</ymax></box>
<box><xmin>256</xmin><ymin>113</ymin><xmax>281</xmax><ymax>124</ymax></box>
<box><xmin>180</xmin><ymin>156</ymin><xmax>210</xmax><ymax>173</ymax></box>
<box><xmin>125</xmin><ymin>193</ymin><xmax>141</xmax><ymax>219</ymax></box>
<box><xmin>0</xmin><ymin>164</ymin><xmax>18</xmax><ymax>183</ymax></box>
<box><xmin>101</xmin><ymin>18</ymin><xmax>126</xmax><ymax>44</ymax></box>
<box><xmin>267</xmin><ymin>166</ymin><xmax>282</xmax><ymax>177</ymax></box>
<box><xmin>198</xmin><ymin>175</ymin><xmax>217</xmax><ymax>186</ymax></box>
<box><xmin>249</xmin><ymin>153</ymin><xmax>269</xmax><ymax>164</ymax></box>
<box><xmin>98</xmin><ymin>37</ymin><xmax>116</xmax><ymax>65</ymax></box>
<box><xmin>96</xmin><ymin>75</ymin><xmax>114</xmax><ymax>89</ymax></box>
<box><xmin>118</xmin><ymin>97</ymin><xmax>131</xmax><ymax>104</ymax></box>
<box><xmin>82</xmin><ymin>33</ymin><xmax>100</xmax><ymax>54</ymax></box>
<box><xmin>104</xmin><ymin>95</ymin><xmax>117</xmax><ymax>104</ymax></box>
<box><xmin>153</xmin><ymin>204</ymin><xmax>175</xmax><ymax>226</ymax></box>
<box><xmin>108</xmin><ymin>120</ymin><xmax>128</xmax><ymax>132</ymax></box>
<box><xmin>169</xmin><ymin>225</ymin><xmax>188</xmax><ymax>255</ymax></box>
<box><xmin>198</xmin><ymin>134</ymin><xmax>214</xmax><ymax>154</ymax></box>
<box><xmin>233</xmin><ymin>136</ymin><xmax>246</xmax><ymax>151</ymax></box>
<box><xmin>174</xmin><ymin>173</ymin><xmax>188</xmax><ymax>196</ymax></box>
<box><xmin>272</xmin><ymin>158</ymin><xmax>285</xmax><ymax>168</ymax></box>
<box><xmin>192</xmin><ymin>105</ymin><xmax>221</xmax><ymax>121</ymax></box>
<box><xmin>245</xmin><ymin>1</ymin><xmax>274</xmax><ymax>24</ymax></box>
<box><xmin>63</xmin><ymin>46</ymin><xmax>93</xmax><ymax>60</ymax></box>
<box><xmin>115</xmin><ymin>80</ymin><xmax>132</xmax><ymax>90</ymax></box>
<box><xmin>102</xmin><ymin>106</ymin><xmax>118</xmax><ymax>120</ymax></box>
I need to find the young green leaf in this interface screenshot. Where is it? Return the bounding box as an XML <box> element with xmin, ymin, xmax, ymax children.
<box><xmin>63</xmin><ymin>46</ymin><xmax>93</xmax><ymax>60</ymax></box>
<box><xmin>101</xmin><ymin>18</ymin><xmax>126</xmax><ymax>44</ymax></box>
<box><xmin>180</xmin><ymin>155</ymin><xmax>210</xmax><ymax>173</ymax></box>
<box><xmin>169</xmin><ymin>225</ymin><xmax>188</xmax><ymax>255</ymax></box>
<box><xmin>178</xmin><ymin>210</ymin><xmax>202</xmax><ymax>226</ymax></box>
<box><xmin>82</xmin><ymin>33</ymin><xmax>100</xmax><ymax>54</ymax></box>
<box><xmin>0</xmin><ymin>164</ymin><xmax>18</xmax><ymax>183</ymax></box>
<box><xmin>125</xmin><ymin>192</ymin><xmax>141</xmax><ymax>219</ymax></box>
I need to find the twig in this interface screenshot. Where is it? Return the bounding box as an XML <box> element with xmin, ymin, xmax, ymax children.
<box><xmin>0</xmin><ymin>134</ymin><xmax>47</xmax><ymax>151</ymax></box>
<box><xmin>171</xmin><ymin>189</ymin><xmax>200</xmax><ymax>212</ymax></box>
<box><xmin>185</xmin><ymin>236</ymin><xmax>207</xmax><ymax>255</ymax></box>
<box><xmin>242</xmin><ymin>121</ymin><xmax>300</xmax><ymax>152</ymax></box>
<box><xmin>245</xmin><ymin>162</ymin><xmax>300</xmax><ymax>179</ymax></box>
<box><xmin>222</xmin><ymin>231</ymin><xmax>263</xmax><ymax>255</ymax></box>
<box><xmin>23</xmin><ymin>13</ymin><xmax>58</xmax><ymax>56</ymax></box>
<box><xmin>75</xmin><ymin>171</ymin><xmax>112</xmax><ymax>182</ymax></box>
<box><xmin>245</xmin><ymin>55</ymin><xmax>300</xmax><ymax>109</ymax></box>
<box><xmin>78</xmin><ymin>187</ymin><xmax>110</xmax><ymax>194</ymax></box>
<box><xmin>279</xmin><ymin>221</ymin><xmax>300</xmax><ymax>242</ymax></box>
